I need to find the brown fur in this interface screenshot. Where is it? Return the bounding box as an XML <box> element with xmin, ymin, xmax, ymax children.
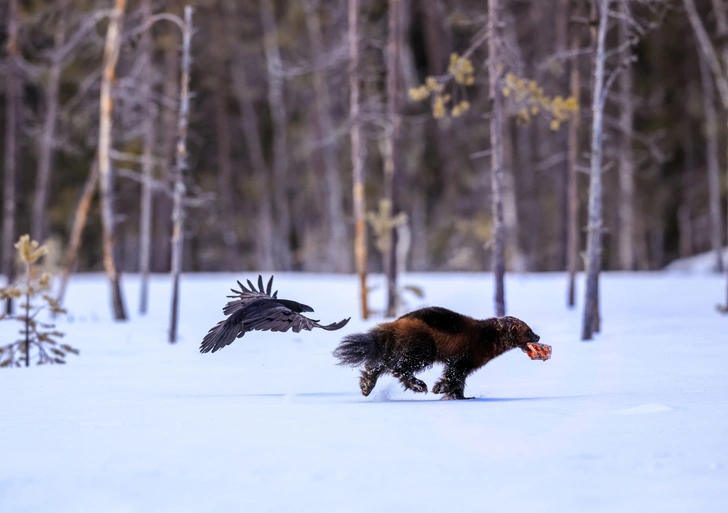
<box><xmin>333</xmin><ymin>306</ymin><xmax>542</xmax><ymax>400</ymax></box>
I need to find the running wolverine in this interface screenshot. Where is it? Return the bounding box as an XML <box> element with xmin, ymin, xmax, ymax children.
<box><xmin>333</xmin><ymin>307</ymin><xmax>551</xmax><ymax>400</ymax></box>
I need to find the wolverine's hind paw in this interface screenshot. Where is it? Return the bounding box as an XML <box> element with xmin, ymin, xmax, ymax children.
<box><xmin>432</xmin><ymin>380</ymin><xmax>446</xmax><ymax>394</ymax></box>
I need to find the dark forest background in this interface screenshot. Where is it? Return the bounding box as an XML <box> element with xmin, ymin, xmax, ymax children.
<box><xmin>0</xmin><ymin>0</ymin><xmax>725</xmax><ymax>278</ymax></box>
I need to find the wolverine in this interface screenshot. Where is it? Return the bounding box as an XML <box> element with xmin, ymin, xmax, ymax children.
<box><xmin>333</xmin><ymin>306</ymin><xmax>551</xmax><ymax>400</ymax></box>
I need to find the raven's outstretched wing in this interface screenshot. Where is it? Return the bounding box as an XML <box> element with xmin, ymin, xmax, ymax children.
<box><xmin>200</xmin><ymin>276</ymin><xmax>351</xmax><ymax>354</ymax></box>
<box><xmin>240</xmin><ymin>300</ymin><xmax>350</xmax><ymax>333</ymax></box>
<box><xmin>222</xmin><ymin>275</ymin><xmax>277</xmax><ymax>316</ymax></box>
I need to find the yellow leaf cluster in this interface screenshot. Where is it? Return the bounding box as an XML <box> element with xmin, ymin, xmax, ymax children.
<box><xmin>448</xmin><ymin>53</ymin><xmax>475</xmax><ymax>85</ymax></box>
<box><xmin>408</xmin><ymin>56</ymin><xmax>476</xmax><ymax>120</ymax></box>
<box><xmin>451</xmin><ymin>100</ymin><xmax>471</xmax><ymax>118</ymax></box>
<box><xmin>433</xmin><ymin>94</ymin><xmax>447</xmax><ymax>119</ymax></box>
<box><xmin>502</xmin><ymin>72</ymin><xmax>579</xmax><ymax>129</ymax></box>
<box><xmin>408</xmin><ymin>76</ymin><xmax>443</xmax><ymax>102</ymax></box>
<box><xmin>14</xmin><ymin>235</ymin><xmax>48</xmax><ymax>264</ymax></box>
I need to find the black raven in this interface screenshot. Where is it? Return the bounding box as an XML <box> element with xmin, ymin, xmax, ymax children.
<box><xmin>200</xmin><ymin>275</ymin><xmax>351</xmax><ymax>353</ymax></box>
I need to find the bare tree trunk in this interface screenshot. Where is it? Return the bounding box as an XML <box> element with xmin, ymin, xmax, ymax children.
<box><xmin>581</xmin><ymin>0</ymin><xmax>609</xmax><ymax>341</ymax></box>
<box><xmin>139</xmin><ymin>0</ymin><xmax>156</xmax><ymax>315</ymax></box>
<box><xmin>384</xmin><ymin>0</ymin><xmax>403</xmax><ymax>317</ymax></box>
<box><xmin>153</xmin><ymin>30</ymin><xmax>178</xmax><ymax>273</ymax></box>
<box><xmin>32</xmin><ymin>5</ymin><xmax>67</xmax><ymax>243</ymax></box>
<box><xmin>555</xmin><ymin>0</ymin><xmax>570</xmax><ymax>271</ymax></box>
<box><xmin>98</xmin><ymin>0</ymin><xmax>128</xmax><ymax>321</ymax></box>
<box><xmin>617</xmin><ymin>2</ymin><xmax>636</xmax><ymax>271</ymax></box>
<box><xmin>3</xmin><ymin>0</ymin><xmax>20</xmax><ymax>315</ymax></box>
<box><xmin>259</xmin><ymin>0</ymin><xmax>292</xmax><ymax>270</ymax></box>
<box><xmin>712</xmin><ymin>0</ymin><xmax>728</xmax><ymax>299</ymax></box>
<box><xmin>698</xmin><ymin>53</ymin><xmax>724</xmax><ymax>272</ymax></box>
<box><xmin>350</xmin><ymin>0</ymin><xmax>369</xmax><ymax>319</ymax></box>
<box><xmin>169</xmin><ymin>6</ymin><xmax>193</xmax><ymax>344</ymax></box>
<box><xmin>566</xmin><ymin>1</ymin><xmax>581</xmax><ymax>307</ymax></box>
<box><xmin>303</xmin><ymin>0</ymin><xmax>349</xmax><ymax>273</ymax></box>
<box><xmin>683</xmin><ymin>0</ymin><xmax>728</xmax><ymax>310</ymax></box>
<box><xmin>57</xmin><ymin>161</ymin><xmax>99</xmax><ymax>306</ymax></box>
<box><xmin>489</xmin><ymin>0</ymin><xmax>506</xmax><ymax>317</ymax></box>
<box><xmin>212</xmin><ymin>6</ymin><xmax>238</xmax><ymax>272</ymax></box>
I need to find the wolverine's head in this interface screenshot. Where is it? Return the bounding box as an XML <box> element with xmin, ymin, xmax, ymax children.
<box><xmin>502</xmin><ymin>316</ymin><xmax>551</xmax><ymax>360</ymax></box>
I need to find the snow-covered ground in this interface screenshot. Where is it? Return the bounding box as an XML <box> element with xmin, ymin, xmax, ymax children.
<box><xmin>1</xmin><ymin>272</ymin><xmax>726</xmax><ymax>513</ymax></box>
<box><xmin>664</xmin><ymin>247</ymin><xmax>727</xmax><ymax>272</ymax></box>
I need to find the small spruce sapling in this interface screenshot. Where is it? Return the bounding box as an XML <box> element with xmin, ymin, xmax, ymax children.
<box><xmin>0</xmin><ymin>235</ymin><xmax>78</xmax><ymax>368</ymax></box>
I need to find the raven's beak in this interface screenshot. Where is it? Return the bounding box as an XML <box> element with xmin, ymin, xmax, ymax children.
<box><xmin>300</xmin><ymin>304</ymin><xmax>314</xmax><ymax>312</ymax></box>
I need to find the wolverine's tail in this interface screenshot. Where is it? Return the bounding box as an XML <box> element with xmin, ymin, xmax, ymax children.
<box><xmin>333</xmin><ymin>331</ymin><xmax>383</xmax><ymax>367</ymax></box>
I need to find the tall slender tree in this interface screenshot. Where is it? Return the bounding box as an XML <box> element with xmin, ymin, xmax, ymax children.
<box><xmin>3</xmin><ymin>0</ymin><xmax>20</xmax><ymax>315</ymax></box>
<box><xmin>566</xmin><ymin>0</ymin><xmax>582</xmax><ymax>307</ymax></box>
<box><xmin>98</xmin><ymin>0</ymin><xmax>128</xmax><ymax>321</ymax></box>
<box><xmin>57</xmin><ymin>161</ymin><xmax>99</xmax><ymax>306</ymax></box>
<box><xmin>212</xmin><ymin>5</ymin><xmax>238</xmax><ymax>272</ymax></box>
<box><xmin>169</xmin><ymin>6</ymin><xmax>193</xmax><ymax>343</ymax></box>
<box><xmin>259</xmin><ymin>0</ymin><xmax>292</xmax><ymax>270</ymax></box>
<box><xmin>582</xmin><ymin>0</ymin><xmax>609</xmax><ymax>340</ymax></box>
<box><xmin>683</xmin><ymin>0</ymin><xmax>728</xmax><ymax>310</ymax></box>
<box><xmin>698</xmin><ymin>53</ymin><xmax>724</xmax><ymax>273</ymax></box>
<box><xmin>617</xmin><ymin>1</ymin><xmax>636</xmax><ymax>272</ymax></box>
<box><xmin>489</xmin><ymin>0</ymin><xmax>506</xmax><ymax>317</ymax></box>
<box><xmin>384</xmin><ymin>0</ymin><xmax>404</xmax><ymax>317</ymax></box>
<box><xmin>139</xmin><ymin>0</ymin><xmax>157</xmax><ymax>315</ymax></box>
<box><xmin>349</xmin><ymin>0</ymin><xmax>369</xmax><ymax>319</ymax></box>
<box><xmin>32</xmin><ymin>2</ymin><xmax>68</xmax><ymax>243</ymax></box>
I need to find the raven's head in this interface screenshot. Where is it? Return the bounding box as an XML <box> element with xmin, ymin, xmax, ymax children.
<box><xmin>276</xmin><ymin>298</ymin><xmax>314</xmax><ymax>313</ymax></box>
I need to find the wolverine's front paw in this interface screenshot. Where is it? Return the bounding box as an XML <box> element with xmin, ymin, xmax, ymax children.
<box><xmin>402</xmin><ymin>377</ymin><xmax>428</xmax><ymax>394</ymax></box>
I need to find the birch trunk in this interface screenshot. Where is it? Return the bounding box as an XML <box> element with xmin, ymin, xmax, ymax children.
<box><xmin>3</xmin><ymin>0</ymin><xmax>19</xmax><ymax>315</ymax></box>
<box><xmin>169</xmin><ymin>6</ymin><xmax>193</xmax><ymax>343</ymax></box>
<box><xmin>581</xmin><ymin>0</ymin><xmax>609</xmax><ymax>341</ymax></box>
<box><xmin>489</xmin><ymin>0</ymin><xmax>506</xmax><ymax>317</ymax></box>
<box><xmin>259</xmin><ymin>0</ymin><xmax>292</xmax><ymax>270</ymax></box>
<box><xmin>383</xmin><ymin>0</ymin><xmax>404</xmax><ymax>317</ymax></box>
<box><xmin>98</xmin><ymin>0</ymin><xmax>128</xmax><ymax>321</ymax></box>
<box><xmin>683</xmin><ymin>0</ymin><xmax>728</xmax><ymax>309</ymax></box>
<box><xmin>303</xmin><ymin>0</ymin><xmax>349</xmax><ymax>273</ymax></box>
<box><xmin>139</xmin><ymin>0</ymin><xmax>156</xmax><ymax>315</ymax></box>
<box><xmin>57</xmin><ymin>161</ymin><xmax>99</xmax><ymax>306</ymax></box>
<box><xmin>566</xmin><ymin>0</ymin><xmax>581</xmax><ymax>307</ymax></box>
<box><xmin>698</xmin><ymin>53</ymin><xmax>724</xmax><ymax>272</ymax></box>
<box><xmin>617</xmin><ymin>1</ymin><xmax>636</xmax><ymax>271</ymax></box>
<box><xmin>349</xmin><ymin>0</ymin><xmax>369</xmax><ymax>319</ymax></box>
<box><xmin>153</xmin><ymin>30</ymin><xmax>178</xmax><ymax>273</ymax></box>
<box><xmin>32</xmin><ymin>6</ymin><xmax>67</xmax><ymax>243</ymax></box>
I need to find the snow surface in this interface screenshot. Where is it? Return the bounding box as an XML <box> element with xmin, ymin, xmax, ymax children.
<box><xmin>1</xmin><ymin>272</ymin><xmax>726</xmax><ymax>513</ymax></box>
<box><xmin>664</xmin><ymin>247</ymin><xmax>727</xmax><ymax>273</ymax></box>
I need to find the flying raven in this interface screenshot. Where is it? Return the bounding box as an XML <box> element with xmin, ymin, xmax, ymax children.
<box><xmin>200</xmin><ymin>275</ymin><xmax>351</xmax><ymax>353</ymax></box>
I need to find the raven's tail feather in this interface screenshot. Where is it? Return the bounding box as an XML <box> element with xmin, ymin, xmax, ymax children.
<box><xmin>200</xmin><ymin>319</ymin><xmax>243</xmax><ymax>353</ymax></box>
<box><xmin>333</xmin><ymin>330</ymin><xmax>383</xmax><ymax>367</ymax></box>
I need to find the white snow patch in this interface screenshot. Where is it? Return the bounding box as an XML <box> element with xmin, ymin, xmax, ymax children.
<box><xmin>611</xmin><ymin>403</ymin><xmax>674</xmax><ymax>415</ymax></box>
<box><xmin>0</xmin><ymin>272</ymin><xmax>726</xmax><ymax>513</ymax></box>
